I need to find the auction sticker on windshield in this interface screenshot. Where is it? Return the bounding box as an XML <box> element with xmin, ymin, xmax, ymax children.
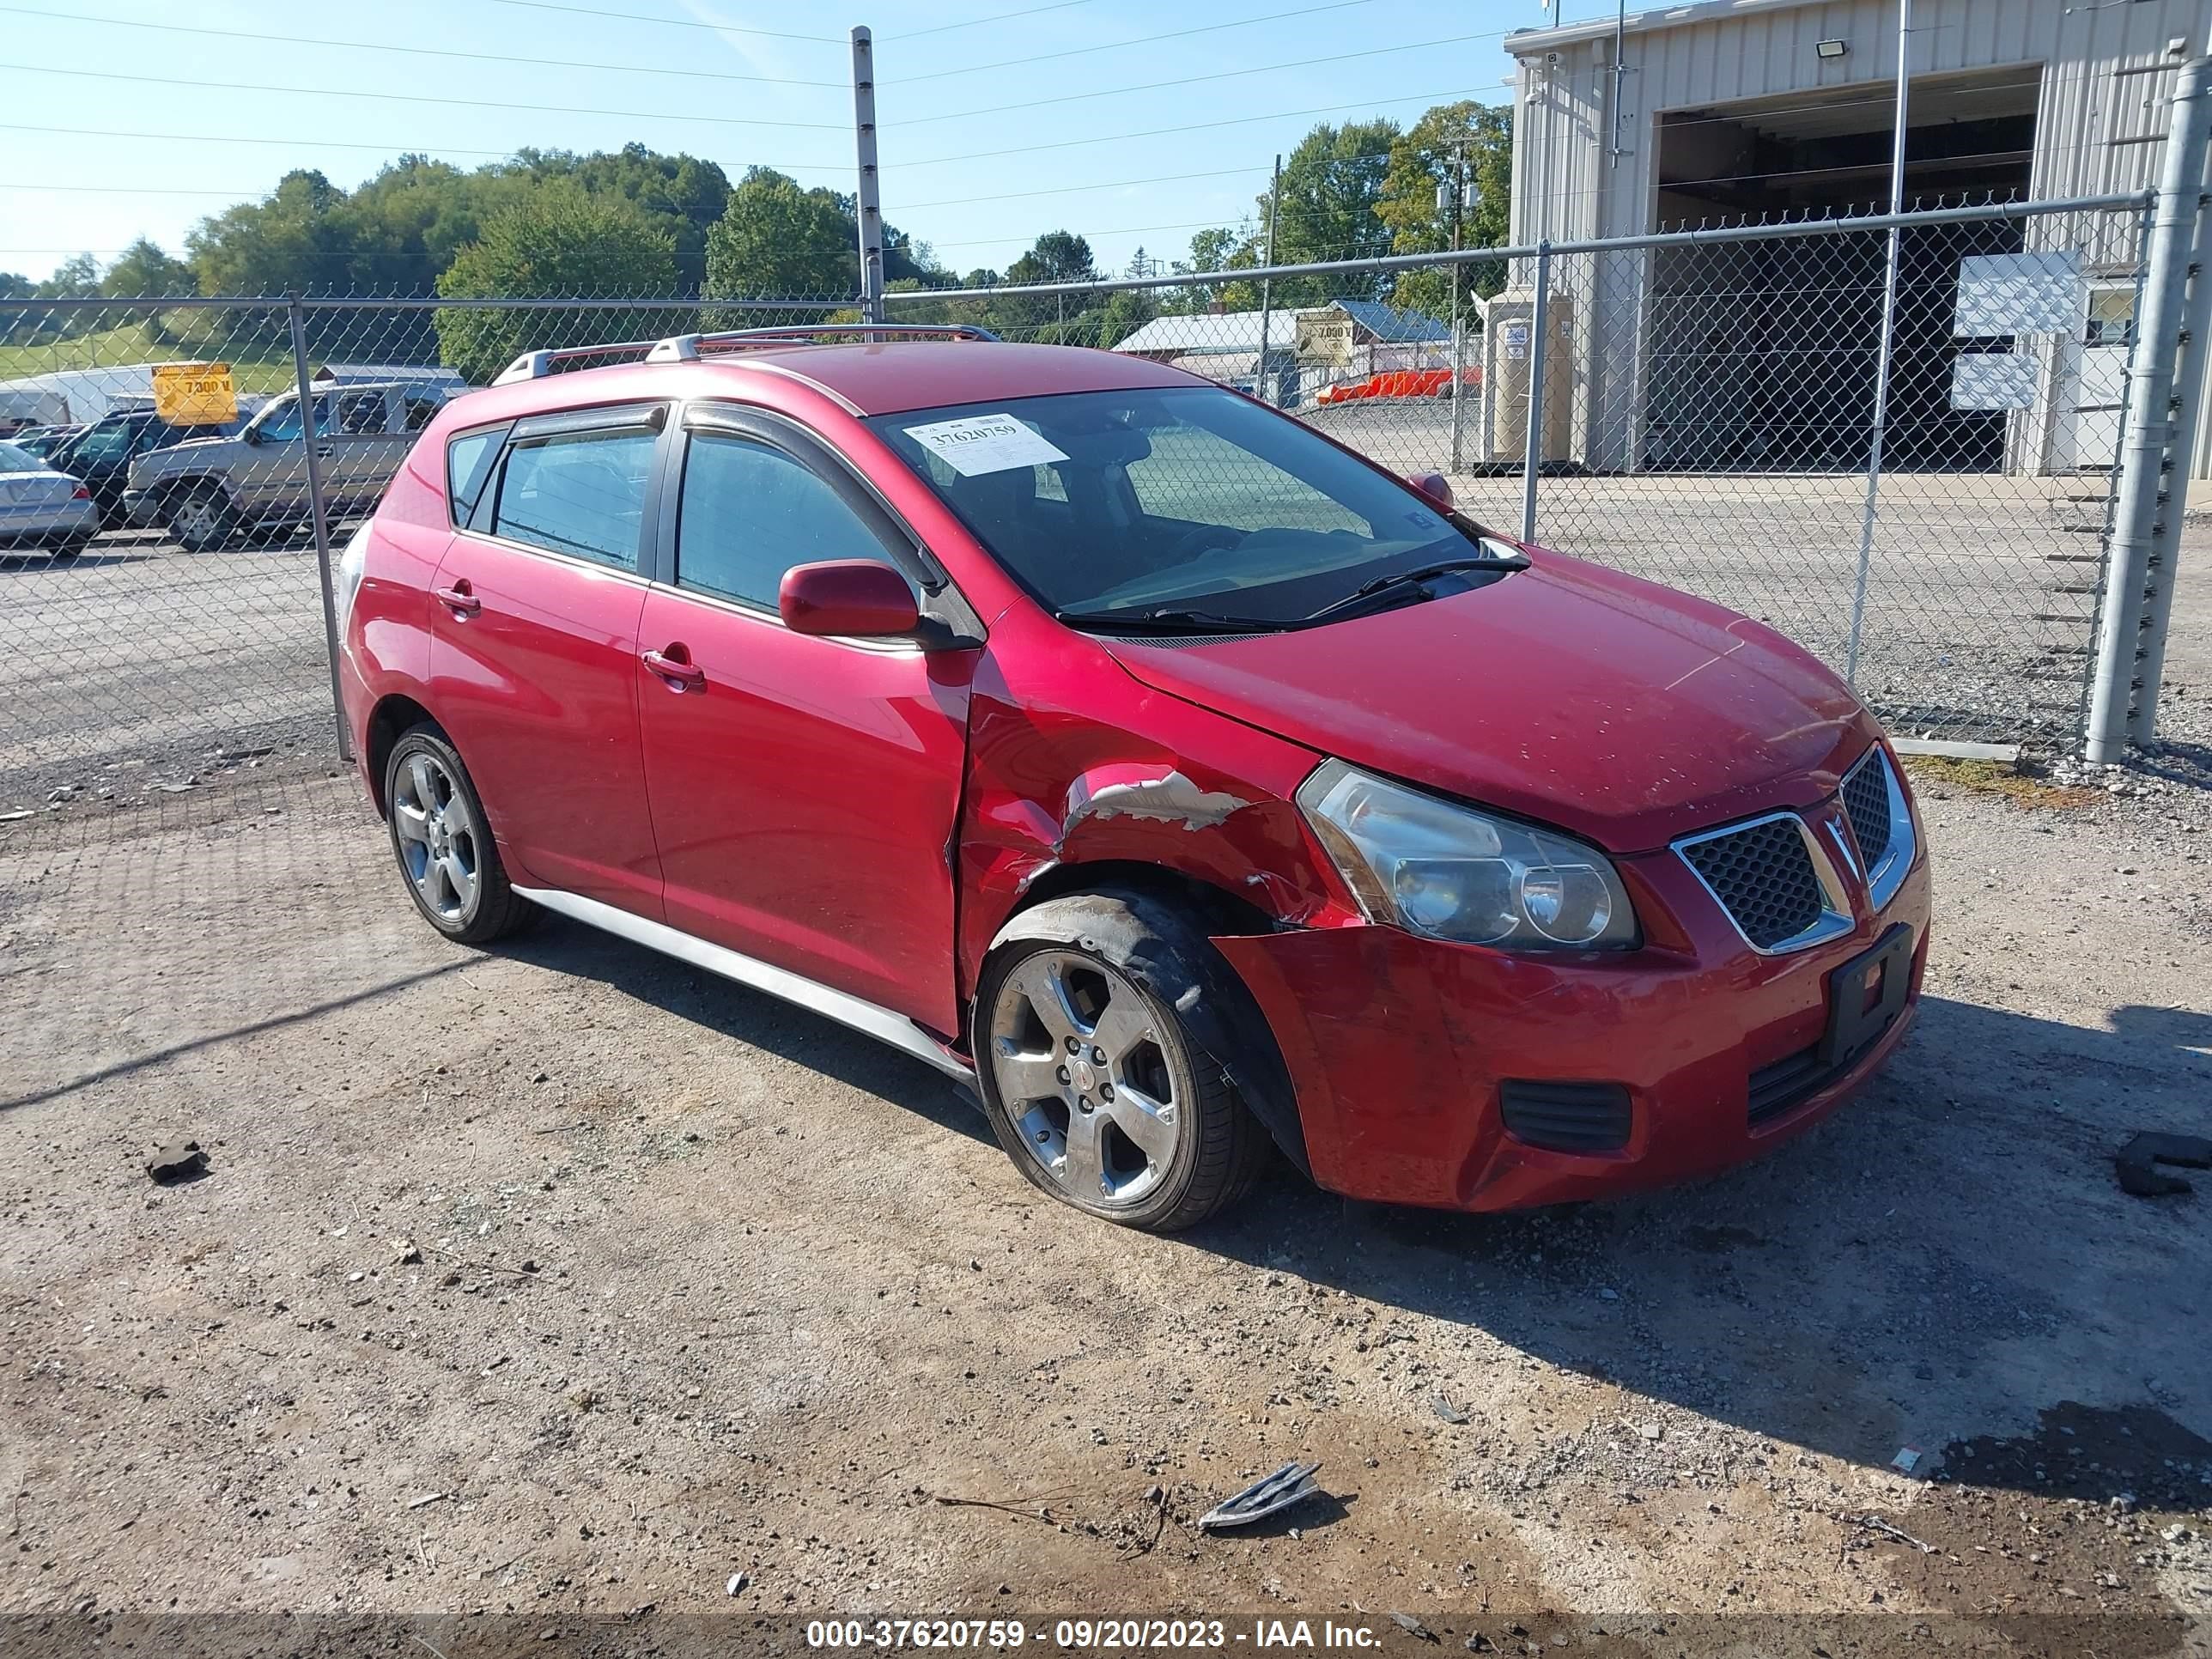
<box><xmin>903</xmin><ymin>411</ymin><xmax>1068</xmax><ymax>477</ymax></box>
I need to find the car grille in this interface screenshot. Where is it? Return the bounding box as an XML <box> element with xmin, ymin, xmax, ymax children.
<box><xmin>1498</xmin><ymin>1079</ymin><xmax>1632</xmax><ymax>1153</ymax></box>
<box><xmin>1840</xmin><ymin>750</ymin><xmax>1893</xmax><ymax>869</ymax></box>
<box><xmin>1676</xmin><ymin>817</ymin><xmax>1826</xmax><ymax>951</ymax></box>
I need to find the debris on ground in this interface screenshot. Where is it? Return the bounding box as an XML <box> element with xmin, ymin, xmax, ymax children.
<box><xmin>143</xmin><ymin>1140</ymin><xmax>208</xmax><ymax>1184</ymax></box>
<box><xmin>1838</xmin><ymin>1511</ymin><xmax>1936</xmax><ymax>1553</ymax></box>
<box><xmin>725</xmin><ymin>1571</ymin><xmax>748</xmax><ymax>1597</ymax></box>
<box><xmin>1196</xmin><ymin>1462</ymin><xmax>1323</xmax><ymax>1531</ymax></box>
<box><xmin>1389</xmin><ymin>1611</ymin><xmax>1439</xmax><ymax>1643</ymax></box>
<box><xmin>1432</xmin><ymin>1393</ymin><xmax>1469</xmax><ymax>1425</ymax></box>
<box><xmin>2115</xmin><ymin>1131</ymin><xmax>2212</xmax><ymax>1197</ymax></box>
<box><xmin>1888</xmin><ymin>1444</ymin><xmax>1926</xmax><ymax>1477</ymax></box>
<box><xmin>406</xmin><ymin>1492</ymin><xmax>448</xmax><ymax>1510</ymax></box>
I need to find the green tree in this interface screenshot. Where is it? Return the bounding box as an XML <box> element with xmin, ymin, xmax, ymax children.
<box><xmin>1262</xmin><ymin>118</ymin><xmax>1401</xmax><ymax>304</ymax></box>
<box><xmin>703</xmin><ymin>168</ymin><xmax>857</xmax><ymax>306</ymax></box>
<box><xmin>1006</xmin><ymin>231</ymin><xmax>1095</xmax><ymax>287</ymax></box>
<box><xmin>434</xmin><ymin>182</ymin><xmax>680</xmax><ymax>383</ymax></box>
<box><xmin>1375</xmin><ymin>100</ymin><xmax>1514</xmax><ymax>319</ymax></box>
<box><xmin>187</xmin><ymin>170</ymin><xmax>356</xmax><ymax>296</ymax></box>
<box><xmin>1164</xmin><ymin>225</ymin><xmax>1261</xmax><ymax>313</ymax></box>
<box><xmin>100</xmin><ymin>240</ymin><xmax>198</xmax><ymax>297</ymax></box>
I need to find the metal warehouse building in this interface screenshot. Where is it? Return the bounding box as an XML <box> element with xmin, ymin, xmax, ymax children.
<box><xmin>1501</xmin><ymin>0</ymin><xmax>2212</xmax><ymax>482</ymax></box>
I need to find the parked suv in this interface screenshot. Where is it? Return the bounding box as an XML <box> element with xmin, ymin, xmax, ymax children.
<box><xmin>49</xmin><ymin>404</ymin><xmax>257</xmax><ymax>523</ymax></box>
<box><xmin>337</xmin><ymin>325</ymin><xmax>1929</xmax><ymax>1232</ymax></box>
<box><xmin>125</xmin><ymin>380</ymin><xmax>450</xmax><ymax>550</ymax></box>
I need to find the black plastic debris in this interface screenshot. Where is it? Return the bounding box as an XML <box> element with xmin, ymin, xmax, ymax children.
<box><xmin>1195</xmin><ymin>1461</ymin><xmax>1322</xmax><ymax>1531</ymax></box>
<box><xmin>2115</xmin><ymin>1132</ymin><xmax>2212</xmax><ymax>1197</ymax></box>
<box><xmin>144</xmin><ymin>1141</ymin><xmax>209</xmax><ymax>1185</ymax></box>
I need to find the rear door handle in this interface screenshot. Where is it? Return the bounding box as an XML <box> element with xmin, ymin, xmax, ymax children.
<box><xmin>433</xmin><ymin>580</ymin><xmax>481</xmax><ymax>617</ymax></box>
<box><xmin>642</xmin><ymin>646</ymin><xmax>705</xmax><ymax>691</ymax></box>
<box><xmin>315</xmin><ymin>445</ymin><xmax>334</xmax><ymax>459</ymax></box>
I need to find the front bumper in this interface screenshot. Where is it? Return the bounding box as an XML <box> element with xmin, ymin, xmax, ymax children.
<box><xmin>1214</xmin><ymin>837</ymin><xmax>1931</xmax><ymax>1212</ymax></box>
<box><xmin>120</xmin><ymin>489</ymin><xmax>165</xmax><ymax>527</ymax></box>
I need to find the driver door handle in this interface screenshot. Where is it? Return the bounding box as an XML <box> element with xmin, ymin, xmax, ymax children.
<box><xmin>642</xmin><ymin>646</ymin><xmax>706</xmax><ymax>690</ymax></box>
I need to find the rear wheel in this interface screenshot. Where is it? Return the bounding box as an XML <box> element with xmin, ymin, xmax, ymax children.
<box><xmin>975</xmin><ymin>893</ymin><xmax>1271</xmax><ymax>1232</ymax></box>
<box><xmin>382</xmin><ymin>726</ymin><xmax>536</xmax><ymax>945</ymax></box>
<box><xmin>169</xmin><ymin>483</ymin><xmax>234</xmax><ymax>553</ymax></box>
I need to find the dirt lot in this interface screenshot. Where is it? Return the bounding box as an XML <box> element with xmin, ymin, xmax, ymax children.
<box><xmin>4</xmin><ymin>727</ymin><xmax>2211</xmax><ymax>1651</ymax></box>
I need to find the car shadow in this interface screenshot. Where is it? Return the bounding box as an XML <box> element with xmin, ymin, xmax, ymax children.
<box><xmin>1173</xmin><ymin>993</ymin><xmax>2212</xmax><ymax>1504</ymax></box>
<box><xmin>501</xmin><ymin>912</ymin><xmax>993</xmax><ymax>1149</ymax></box>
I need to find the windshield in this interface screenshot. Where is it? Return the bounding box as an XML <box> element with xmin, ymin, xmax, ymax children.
<box><xmin>252</xmin><ymin>394</ymin><xmax>331</xmax><ymax>443</ymax></box>
<box><xmin>0</xmin><ymin>442</ymin><xmax>45</xmax><ymax>473</ymax></box>
<box><xmin>866</xmin><ymin>386</ymin><xmax>1486</xmax><ymax>626</ymax></box>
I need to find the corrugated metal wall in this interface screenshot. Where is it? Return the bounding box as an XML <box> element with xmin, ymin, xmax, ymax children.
<box><xmin>1506</xmin><ymin>0</ymin><xmax>2212</xmax><ymax>481</ymax></box>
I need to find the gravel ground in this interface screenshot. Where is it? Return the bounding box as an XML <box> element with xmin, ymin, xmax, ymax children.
<box><xmin>3</xmin><ymin>566</ymin><xmax>2209</xmax><ymax>1654</ymax></box>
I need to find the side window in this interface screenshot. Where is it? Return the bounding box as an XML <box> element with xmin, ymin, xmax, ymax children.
<box><xmin>258</xmin><ymin>395</ymin><xmax>330</xmax><ymax>443</ymax></box>
<box><xmin>404</xmin><ymin>394</ymin><xmax>443</xmax><ymax>432</ymax></box>
<box><xmin>445</xmin><ymin>429</ymin><xmax>501</xmax><ymax>526</ymax></box>
<box><xmin>490</xmin><ymin>427</ymin><xmax>655</xmax><ymax>570</ymax></box>
<box><xmin>337</xmin><ymin>390</ymin><xmax>386</xmax><ymax>434</ymax></box>
<box><xmin>677</xmin><ymin>433</ymin><xmax>890</xmax><ymax>610</ymax></box>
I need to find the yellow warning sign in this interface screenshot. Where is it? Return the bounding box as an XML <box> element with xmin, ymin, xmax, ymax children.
<box><xmin>150</xmin><ymin>362</ymin><xmax>238</xmax><ymax>426</ymax></box>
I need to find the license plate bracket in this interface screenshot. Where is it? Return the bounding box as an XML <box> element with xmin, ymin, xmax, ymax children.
<box><xmin>1820</xmin><ymin>922</ymin><xmax>1915</xmax><ymax>1070</ymax></box>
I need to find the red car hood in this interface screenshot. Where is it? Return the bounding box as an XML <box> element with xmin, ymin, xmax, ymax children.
<box><xmin>1099</xmin><ymin>553</ymin><xmax>1876</xmax><ymax>854</ymax></box>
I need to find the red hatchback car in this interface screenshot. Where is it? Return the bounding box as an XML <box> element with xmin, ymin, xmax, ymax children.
<box><xmin>337</xmin><ymin>325</ymin><xmax>1930</xmax><ymax>1232</ymax></box>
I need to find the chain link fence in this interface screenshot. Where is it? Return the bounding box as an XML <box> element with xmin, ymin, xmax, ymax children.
<box><xmin>0</xmin><ymin>188</ymin><xmax>2195</xmax><ymax>848</ymax></box>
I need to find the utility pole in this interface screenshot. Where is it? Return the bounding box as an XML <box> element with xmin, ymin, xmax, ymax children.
<box><xmin>850</xmin><ymin>26</ymin><xmax>885</xmax><ymax>327</ymax></box>
<box><xmin>1255</xmin><ymin>154</ymin><xmax>1282</xmax><ymax>406</ymax></box>
<box><xmin>1845</xmin><ymin>0</ymin><xmax>1913</xmax><ymax>684</ymax></box>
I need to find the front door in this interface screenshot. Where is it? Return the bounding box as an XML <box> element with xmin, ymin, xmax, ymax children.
<box><xmin>426</xmin><ymin>405</ymin><xmax>668</xmax><ymax>918</ymax></box>
<box><xmin>634</xmin><ymin>409</ymin><xmax>971</xmax><ymax>1034</ymax></box>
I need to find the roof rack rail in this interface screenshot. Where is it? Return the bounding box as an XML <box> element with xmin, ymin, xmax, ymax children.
<box><xmin>491</xmin><ymin>323</ymin><xmax>1000</xmax><ymax>386</ymax></box>
<box><xmin>644</xmin><ymin>323</ymin><xmax>1000</xmax><ymax>362</ymax></box>
<box><xmin>490</xmin><ymin>337</ymin><xmax>670</xmax><ymax>386</ymax></box>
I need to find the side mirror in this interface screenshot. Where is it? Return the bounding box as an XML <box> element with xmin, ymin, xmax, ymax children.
<box><xmin>1407</xmin><ymin>470</ymin><xmax>1453</xmax><ymax>510</ymax></box>
<box><xmin>779</xmin><ymin>559</ymin><xmax>921</xmax><ymax>639</ymax></box>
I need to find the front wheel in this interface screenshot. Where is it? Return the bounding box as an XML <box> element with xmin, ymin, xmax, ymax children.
<box><xmin>168</xmin><ymin>483</ymin><xmax>234</xmax><ymax>553</ymax></box>
<box><xmin>974</xmin><ymin>893</ymin><xmax>1272</xmax><ymax>1232</ymax></box>
<box><xmin>382</xmin><ymin>726</ymin><xmax>536</xmax><ymax>945</ymax></box>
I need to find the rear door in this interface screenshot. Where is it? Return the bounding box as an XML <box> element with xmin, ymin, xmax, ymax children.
<box><xmin>632</xmin><ymin>404</ymin><xmax>972</xmax><ymax>1032</ymax></box>
<box><xmin>426</xmin><ymin>402</ymin><xmax>668</xmax><ymax>919</ymax></box>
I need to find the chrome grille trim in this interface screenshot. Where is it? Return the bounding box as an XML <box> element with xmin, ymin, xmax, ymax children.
<box><xmin>1841</xmin><ymin>745</ymin><xmax>1917</xmax><ymax>913</ymax></box>
<box><xmin>1673</xmin><ymin>809</ymin><xmax>1855</xmax><ymax>956</ymax></box>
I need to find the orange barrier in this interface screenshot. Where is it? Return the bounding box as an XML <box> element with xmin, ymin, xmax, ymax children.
<box><xmin>1316</xmin><ymin>368</ymin><xmax>1477</xmax><ymax>405</ymax></box>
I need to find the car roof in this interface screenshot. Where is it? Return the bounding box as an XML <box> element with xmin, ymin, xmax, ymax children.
<box><xmin>732</xmin><ymin>341</ymin><xmax>1199</xmax><ymax>416</ymax></box>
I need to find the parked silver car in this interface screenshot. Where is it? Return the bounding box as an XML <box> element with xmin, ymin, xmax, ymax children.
<box><xmin>123</xmin><ymin>380</ymin><xmax>453</xmax><ymax>551</ymax></box>
<box><xmin>0</xmin><ymin>441</ymin><xmax>100</xmax><ymax>560</ymax></box>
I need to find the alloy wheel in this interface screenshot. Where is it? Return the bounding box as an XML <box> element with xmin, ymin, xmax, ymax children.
<box><xmin>392</xmin><ymin>750</ymin><xmax>481</xmax><ymax>923</ymax></box>
<box><xmin>988</xmin><ymin>949</ymin><xmax>1185</xmax><ymax>1210</ymax></box>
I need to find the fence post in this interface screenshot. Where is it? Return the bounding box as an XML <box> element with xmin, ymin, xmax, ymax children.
<box><xmin>1256</xmin><ymin>154</ymin><xmax>1281</xmax><ymax>405</ymax></box>
<box><xmin>2121</xmin><ymin>56</ymin><xmax>2212</xmax><ymax>750</ymax></box>
<box><xmin>1520</xmin><ymin>242</ymin><xmax>1551</xmax><ymax>544</ymax></box>
<box><xmin>2087</xmin><ymin>55</ymin><xmax>2212</xmax><ymax>763</ymax></box>
<box><xmin>288</xmin><ymin>295</ymin><xmax>352</xmax><ymax>764</ymax></box>
<box><xmin>850</xmin><ymin>26</ymin><xmax>886</xmax><ymax>328</ymax></box>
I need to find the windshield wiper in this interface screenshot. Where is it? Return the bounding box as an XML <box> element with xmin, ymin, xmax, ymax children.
<box><xmin>1054</xmin><ymin>606</ymin><xmax>1282</xmax><ymax>635</ymax></box>
<box><xmin>1297</xmin><ymin>552</ymin><xmax>1528</xmax><ymax>626</ymax></box>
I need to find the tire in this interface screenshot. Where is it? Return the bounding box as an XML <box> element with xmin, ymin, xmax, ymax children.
<box><xmin>168</xmin><ymin>483</ymin><xmax>234</xmax><ymax>553</ymax></box>
<box><xmin>973</xmin><ymin>890</ymin><xmax>1273</xmax><ymax>1233</ymax></box>
<box><xmin>382</xmin><ymin>724</ymin><xmax>537</xmax><ymax>945</ymax></box>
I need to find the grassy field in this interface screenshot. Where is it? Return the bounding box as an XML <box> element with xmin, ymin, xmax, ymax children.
<box><xmin>0</xmin><ymin>318</ymin><xmax>313</xmax><ymax>393</ymax></box>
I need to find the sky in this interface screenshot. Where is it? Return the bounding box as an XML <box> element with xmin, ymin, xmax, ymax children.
<box><xmin>0</xmin><ymin>0</ymin><xmax>1608</xmax><ymax>289</ymax></box>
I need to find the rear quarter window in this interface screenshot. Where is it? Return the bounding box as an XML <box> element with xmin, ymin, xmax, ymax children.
<box><xmin>445</xmin><ymin>428</ymin><xmax>502</xmax><ymax>526</ymax></box>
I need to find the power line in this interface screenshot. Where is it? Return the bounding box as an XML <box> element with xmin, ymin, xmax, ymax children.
<box><xmin>897</xmin><ymin>87</ymin><xmax>1495</xmax><ymax>168</ymax></box>
<box><xmin>900</xmin><ymin>167</ymin><xmax>1256</xmax><ymax>210</ymax></box>
<box><xmin>0</xmin><ymin>119</ymin><xmax>844</xmax><ymax>173</ymax></box>
<box><xmin>0</xmin><ymin>6</ymin><xmax>846</xmax><ymax>87</ymax></box>
<box><xmin>6</xmin><ymin>62</ymin><xmax>851</xmax><ymax>134</ymax></box>
<box><xmin>898</xmin><ymin>0</ymin><xmax>1383</xmax><ymax>84</ymax></box>
<box><xmin>890</xmin><ymin>0</ymin><xmax>1103</xmax><ymax>39</ymax></box>
<box><xmin>483</xmin><ymin>0</ymin><xmax>842</xmax><ymax>42</ymax></box>
<box><xmin>899</xmin><ymin>29</ymin><xmax>1512</xmax><ymax>126</ymax></box>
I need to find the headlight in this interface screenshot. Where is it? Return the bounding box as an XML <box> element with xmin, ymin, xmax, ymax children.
<box><xmin>1296</xmin><ymin>759</ymin><xmax>1638</xmax><ymax>950</ymax></box>
<box><xmin>335</xmin><ymin>521</ymin><xmax>370</xmax><ymax>631</ymax></box>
